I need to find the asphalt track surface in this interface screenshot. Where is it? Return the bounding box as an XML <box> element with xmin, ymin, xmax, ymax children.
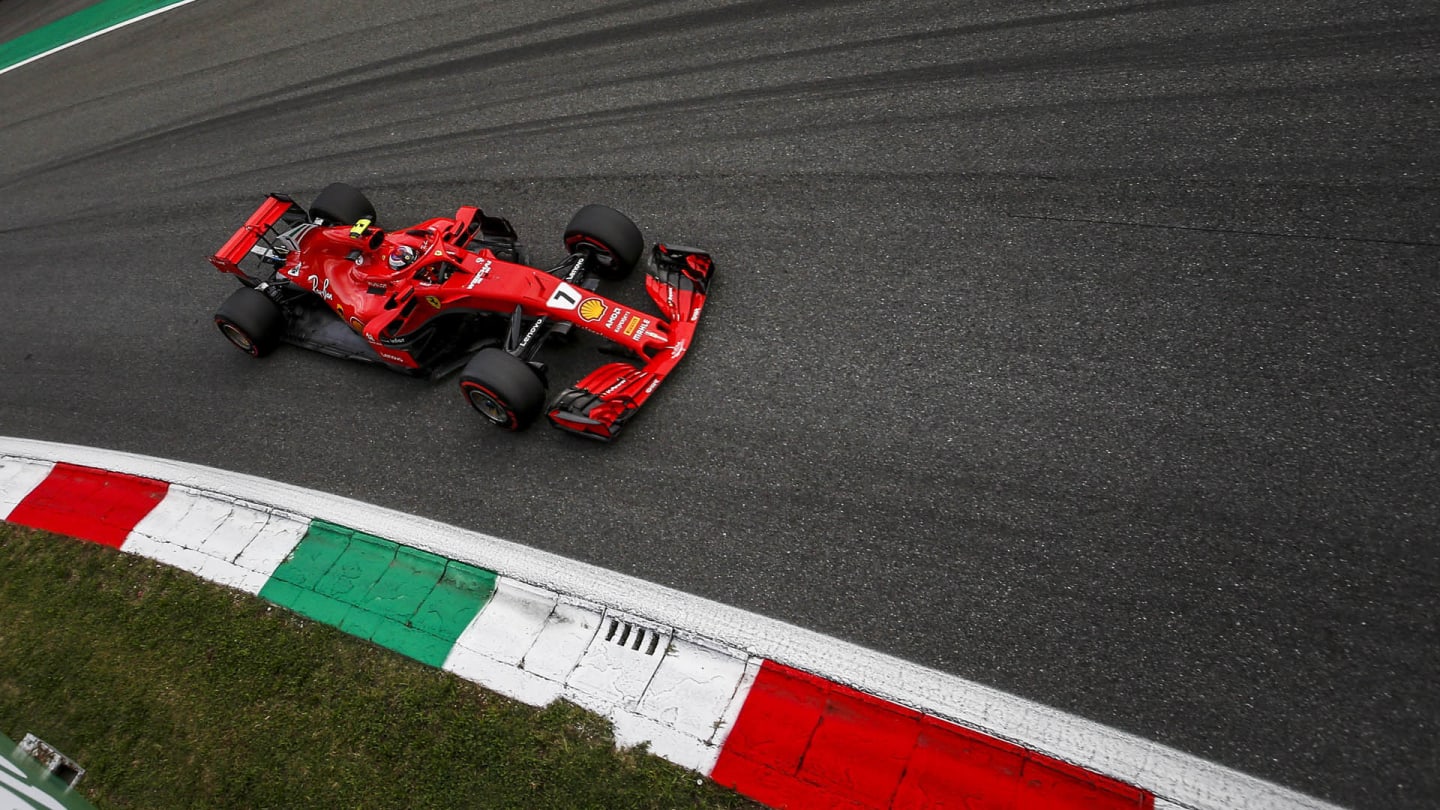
<box><xmin>0</xmin><ymin>2</ymin><xmax>1435</xmax><ymax>807</ymax></box>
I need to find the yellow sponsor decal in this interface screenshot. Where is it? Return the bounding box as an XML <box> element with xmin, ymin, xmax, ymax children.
<box><xmin>425</xmin><ymin>295</ymin><xmax>442</xmax><ymax>309</ymax></box>
<box><xmin>622</xmin><ymin>315</ymin><xmax>640</xmax><ymax>336</ymax></box>
<box><xmin>578</xmin><ymin>298</ymin><xmax>606</xmax><ymax>322</ymax></box>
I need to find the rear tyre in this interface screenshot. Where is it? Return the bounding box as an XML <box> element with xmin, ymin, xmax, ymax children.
<box><xmin>563</xmin><ymin>204</ymin><xmax>643</xmax><ymax>280</ymax></box>
<box><xmin>310</xmin><ymin>182</ymin><xmax>376</xmax><ymax>226</ymax></box>
<box><xmin>215</xmin><ymin>287</ymin><xmax>285</xmax><ymax>357</ymax></box>
<box><xmin>459</xmin><ymin>349</ymin><xmax>546</xmax><ymax>431</ymax></box>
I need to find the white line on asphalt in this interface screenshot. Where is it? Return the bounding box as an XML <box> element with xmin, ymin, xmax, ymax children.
<box><xmin>0</xmin><ymin>0</ymin><xmax>202</xmax><ymax>78</ymax></box>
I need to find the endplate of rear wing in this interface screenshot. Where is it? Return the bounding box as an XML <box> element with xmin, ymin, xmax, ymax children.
<box><xmin>209</xmin><ymin>194</ymin><xmax>309</xmax><ymax>285</ymax></box>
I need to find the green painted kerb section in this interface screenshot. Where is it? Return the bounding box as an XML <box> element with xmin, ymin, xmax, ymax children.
<box><xmin>0</xmin><ymin>1</ymin><xmax>190</xmax><ymax>72</ymax></box>
<box><xmin>1</xmin><ymin>732</ymin><xmax>98</xmax><ymax>810</ymax></box>
<box><xmin>260</xmin><ymin>520</ymin><xmax>497</xmax><ymax>667</ymax></box>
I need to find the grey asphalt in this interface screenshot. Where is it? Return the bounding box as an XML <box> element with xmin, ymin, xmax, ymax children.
<box><xmin>1</xmin><ymin>1</ymin><xmax>1436</xmax><ymax>807</ymax></box>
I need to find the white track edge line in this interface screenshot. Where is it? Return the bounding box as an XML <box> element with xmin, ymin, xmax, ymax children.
<box><xmin>0</xmin><ymin>436</ymin><xmax>1346</xmax><ymax>810</ymax></box>
<box><xmin>0</xmin><ymin>0</ymin><xmax>202</xmax><ymax>79</ymax></box>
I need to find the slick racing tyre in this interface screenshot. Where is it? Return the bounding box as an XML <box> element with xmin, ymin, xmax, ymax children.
<box><xmin>563</xmin><ymin>204</ymin><xmax>643</xmax><ymax>280</ymax></box>
<box><xmin>215</xmin><ymin>287</ymin><xmax>285</xmax><ymax>357</ymax></box>
<box><xmin>459</xmin><ymin>349</ymin><xmax>546</xmax><ymax>431</ymax></box>
<box><xmin>310</xmin><ymin>182</ymin><xmax>377</xmax><ymax>226</ymax></box>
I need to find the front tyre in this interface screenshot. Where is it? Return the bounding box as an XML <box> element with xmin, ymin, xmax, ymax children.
<box><xmin>459</xmin><ymin>349</ymin><xmax>546</xmax><ymax>431</ymax></box>
<box><xmin>215</xmin><ymin>287</ymin><xmax>285</xmax><ymax>357</ymax></box>
<box><xmin>563</xmin><ymin>204</ymin><xmax>643</xmax><ymax>280</ymax></box>
<box><xmin>310</xmin><ymin>182</ymin><xmax>376</xmax><ymax>226</ymax></box>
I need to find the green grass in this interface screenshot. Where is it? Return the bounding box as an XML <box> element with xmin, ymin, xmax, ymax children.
<box><xmin>0</xmin><ymin>524</ymin><xmax>758</xmax><ymax>809</ymax></box>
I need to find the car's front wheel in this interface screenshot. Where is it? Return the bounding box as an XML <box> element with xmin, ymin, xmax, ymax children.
<box><xmin>563</xmin><ymin>204</ymin><xmax>644</xmax><ymax>280</ymax></box>
<box><xmin>310</xmin><ymin>182</ymin><xmax>376</xmax><ymax>226</ymax></box>
<box><xmin>458</xmin><ymin>349</ymin><xmax>546</xmax><ymax>431</ymax></box>
<box><xmin>214</xmin><ymin>287</ymin><xmax>285</xmax><ymax>357</ymax></box>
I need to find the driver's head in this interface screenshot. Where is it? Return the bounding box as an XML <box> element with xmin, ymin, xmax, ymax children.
<box><xmin>388</xmin><ymin>244</ymin><xmax>419</xmax><ymax>270</ymax></box>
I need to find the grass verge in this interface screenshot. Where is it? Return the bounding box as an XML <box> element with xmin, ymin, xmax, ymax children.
<box><xmin>0</xmin><ymin>523</ymin><xmax>758</xmax><ymax>809</ymax></box>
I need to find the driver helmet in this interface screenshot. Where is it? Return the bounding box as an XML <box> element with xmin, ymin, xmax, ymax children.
<box><xmin>387</xmin><ymin>244</ymin><xmax>419</xmax><ymax>270</ymax></box>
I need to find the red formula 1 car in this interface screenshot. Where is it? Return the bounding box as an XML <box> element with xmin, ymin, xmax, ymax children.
<box><xmin>209</xmin><ymin>183</ymin><xmax>715</xmax><ymax>441</ymax></box>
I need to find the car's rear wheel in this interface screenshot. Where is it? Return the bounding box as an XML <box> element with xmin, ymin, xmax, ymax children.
<box><xmin>215</xmin><ymin>287</ymin><xmax>285</xmax><ymax>357</ymax></box>
<box><xmin>459</xmin><ymin>349</ymin><xmax>546</xmax><ymax>431</ymax></box>
<box><xmin>310</xmin><ymin>182</ymin><xmax>376</xmax><ymax>226</ymax></box>
<box><xmin>563</xmin><ymin>204</ymin><xmax>643</xmax><ymax>280</ymax></box>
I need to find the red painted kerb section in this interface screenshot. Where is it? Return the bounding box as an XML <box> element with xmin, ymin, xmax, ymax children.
<box><xmin>6</xmin><ymin>462</ymin><xmax>167</xmax><ymax>547</ymax></box>
<box><xmin>713</xmin><ymin>661</ymin><xmax>1154</xmax><ymax>810</ymax></box>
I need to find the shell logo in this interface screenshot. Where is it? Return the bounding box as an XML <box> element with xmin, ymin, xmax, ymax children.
<box><xmin>578</xmin><ymin>298</ymin><xmax>607</xmax><ymax>322</ymax></box>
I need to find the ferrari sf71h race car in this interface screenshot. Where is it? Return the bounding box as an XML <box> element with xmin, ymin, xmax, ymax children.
<box><xmin>209</xmin><ymin>183</ymin><xmax>715</xmax><ymax>441</ymax></box>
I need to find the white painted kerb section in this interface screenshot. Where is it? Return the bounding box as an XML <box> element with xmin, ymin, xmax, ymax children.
<box><xmin>0</xmin><ymin>457</ymin><xmax>54</xmax><ymax>519</ymax></box>
<box><xmin>442</xmin><ymin>581</ymin><xmax>754</xmax><ymax>773</ymax></box>
<box><xmin>124</xmin><ymin>485</ymin><xmax>309</xmax><ymax>594</ymax></box>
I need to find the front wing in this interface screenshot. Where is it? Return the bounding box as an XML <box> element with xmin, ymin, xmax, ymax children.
<box><xmin>547</xmin><ymin>244</ymin><xmax>715</xmax><ymax>441</ymax></box>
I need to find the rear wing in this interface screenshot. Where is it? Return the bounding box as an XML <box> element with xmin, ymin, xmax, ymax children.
<box><xmin>209</xmin><ymin>194</ymin><xmax>309</xmax><ymax>284</ymax></box>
